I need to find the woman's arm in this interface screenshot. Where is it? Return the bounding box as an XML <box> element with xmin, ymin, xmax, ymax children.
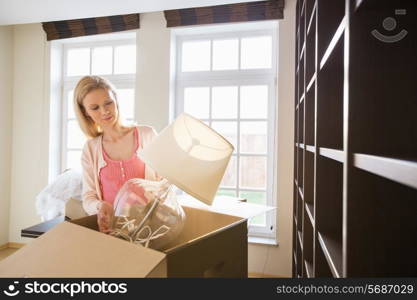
<box><xmin>81</xmin><ymin>142</ymin><xmax>102</xmax><ymax>215</ymax></box>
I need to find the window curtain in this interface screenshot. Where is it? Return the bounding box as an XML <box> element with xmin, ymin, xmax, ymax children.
<box><xmin>42</xmin><ymin>14</ymin><xmax>140</xmax><ymax>41</ymax></box>
<box><xmin>163</xmin><ymin>0</ymin><xmax>284</xmax><ymax>27</ymax></box>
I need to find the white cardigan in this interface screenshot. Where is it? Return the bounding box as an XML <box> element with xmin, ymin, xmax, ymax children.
<box><xmin>81</xmin><ymin>125</ymin><xmax>160</xmax><ymax>215</ymax></box>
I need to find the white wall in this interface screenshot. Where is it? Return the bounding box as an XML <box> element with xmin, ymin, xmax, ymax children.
<box><xmin>135</xmin><ymin>12</ymin><xmax>171</xmax><ymax>131</ymax></box>
<box><xmin>6</xmin><ymin>1</ymin><xmax>295</xmax><ymax>276</ymax></box>
<box><xmin>9</xmin><ymin>23</ymin><xmax>49</xmax><ymax>243</ymax></box>
<box><xmin>0</xmin><ymin>26</ymin><xmax>14</xmax><ymax>246</ymax></box>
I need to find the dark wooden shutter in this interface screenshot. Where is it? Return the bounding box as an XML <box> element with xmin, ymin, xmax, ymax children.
<box><xmin>164</xmin><ymin>0</ymin><xmax>285</xmax><ymax>27</ymax></box>
<box><xmin>42</xmin><ymin>14</ymin><xmax>139</xmax><ymax>41</ymax></box>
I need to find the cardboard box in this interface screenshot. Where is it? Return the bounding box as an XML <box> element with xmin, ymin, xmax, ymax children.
<box><xmin>0</xmin><ymin>206</ymin><xmax>248</xmax><ymax>278</ymax></box>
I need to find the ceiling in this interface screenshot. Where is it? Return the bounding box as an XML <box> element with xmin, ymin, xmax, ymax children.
<box><xmin>0</xmin><ymin>0</ymin><xmax>261</xmax><ymax>26</ymax></box>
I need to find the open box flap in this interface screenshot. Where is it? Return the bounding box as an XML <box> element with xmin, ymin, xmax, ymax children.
<box><xmin>178</xmin><ymin>195</ymin><xmax>275</xmax><ymax>219</ymax></box>
<box><xmin>0</xmin><ymin>221</ymin><xmax>166</xmax><ymax>278</ymax></box>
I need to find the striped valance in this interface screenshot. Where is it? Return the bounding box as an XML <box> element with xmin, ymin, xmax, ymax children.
<box><xmin>42</xmin><ymin>14</ymin><xmax>140</xmax><ymax>41</ymax></box>
<box><xmin>164</xmin><ymin>0</ymin><xmax>284</xmax><ymax>27</ymax></box>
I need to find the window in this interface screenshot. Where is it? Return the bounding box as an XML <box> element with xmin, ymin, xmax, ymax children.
<box><xmin>61</xmin><ymin>35</ymin><xmax>136</xmax><ymax>172</ymax></box>
<box><xmin>173</xmin><ymin>22</ymin><xmax>278</xmax><ymax>239</ymax></box>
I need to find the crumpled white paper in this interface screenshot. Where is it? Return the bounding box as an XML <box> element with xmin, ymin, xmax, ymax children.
<box><xmin>35</xmin><ymin>169</ymin><xmax>82</xmax><ymax>221</ymax></box>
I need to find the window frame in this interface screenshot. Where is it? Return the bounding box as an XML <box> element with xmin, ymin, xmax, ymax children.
<box><xmin>173</xmin><ymin>25</ymin><xmax>278</xmax><ymax>239</ymax></box>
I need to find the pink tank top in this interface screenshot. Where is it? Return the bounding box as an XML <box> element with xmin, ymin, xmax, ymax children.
<box><xmin>99</xmin><ymin>128</ymin><xmax>145</xmax><ymax>206</ymax></box>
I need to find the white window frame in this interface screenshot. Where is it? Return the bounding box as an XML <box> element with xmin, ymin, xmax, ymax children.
<box><xmin>172</xmin><ymin>22</ymin><xmax>278</xmax><ymax>240</ymax></box>
<box><xmin>60</xmin><ymin>36</ymin><xmax>136</xmax><ymax>173</ymax></box>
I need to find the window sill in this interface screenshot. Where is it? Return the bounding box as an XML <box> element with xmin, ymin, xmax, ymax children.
<box><xmin>248</xmin><ymin>236</ymin><xmax>278</xmax><ymax>246</ymax></box>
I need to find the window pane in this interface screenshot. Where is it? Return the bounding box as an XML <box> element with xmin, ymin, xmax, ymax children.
<box><xmin>67</xmin><ymin>90</ymin><xmax>75</xmax><ymax>119</ymax></box>
<box><xmin>212</xmin><ymin>86</ymin><xmax>238</xmax><ymax>119</ymax></box>
<box><xmin>67</xmin><ymin>48</ymin><xmax>90</xmax><ymax>76</ymax></box>
<box><xmin>211</xmin><ymin>121</ymin><xmax>237</xmax><ymax>152</ymax></box>
<box><xmin>239</xmin><ymin>190</ymin><xmax>266</xmax><ymax>205</ymax></box>
<box><xmin>220</xmin><ymin>156</ymin><xmax>236</xmax><ymax>188</ymax></box>
<box><xmin>240</xmin><ymin>122</ymin><xmax>267</xmax><ymax>153</ymax></box>
<box><xmin>239</xmin><ymin>156</ymin><xmax>267</xmax><ymax>189</ymax></box>
<box><xmin>213</xmin><ymin>39</ymin><xmax>238</xmax><ymax>70</ymax></box>
<box><xmin>67</xmin><ymin>120</ymin><xmax>86</xmax><ymax>149</ymax></box>
<box><xmin>250</xmin><ymin>214</ymin><xmax>266</xmax><ymax>226</ymax></box>
<box><xmin>182</xmin><ymin>40</ymin><xmax>210</xmax><ymax>72</ymax></box>
<box><xmin>184</xmin><ymin>87</ymin><xmax>210</xmax><ymax>119</ymax></box>
<box><xmin>217</xmin><ymin>189</ymin><xmax>237</xmax><ymax>197</ymax></box>
<box><xmin>240</xmin><ymin>85</ymin><xmax>268</xmax><ymax>119</ymax></box>
<box><xmin>92</xmin><ymin>46</ymin><xmax>112</xmax><ymax>75</ymax></box>
<box><xmin>116</xmin><ymin>88</ymin><xmax>134</xmax><ymax>119</ymax></box>
<box><xmin>66</xmin><ymin>150</ymin><xmax>82</xmax><ymax>171</ymax></box>
<box><xmin>241</xmin><ymin>36</ymin><xmax>272</xmax><ymax>69</ymax></box>
<box><xmin>125</xmin><ymin>119</ymin><xmax>135</xmax><ymax>126</ymax></box>
<box><xmin>239</xmin><ymin>191</ymin><xmax>266</xmax><ymax>226</ymax></box>
<box><xmin>114</xmin><ymin>45</ymin><xmax>136</xmax><ymax>74</ymax></box>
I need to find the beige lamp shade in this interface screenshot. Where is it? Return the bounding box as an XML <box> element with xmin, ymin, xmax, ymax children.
<box><xmin>138</xmin><ymin>113</ymin><xmax>234</xmax><ymax>205</ymax></box>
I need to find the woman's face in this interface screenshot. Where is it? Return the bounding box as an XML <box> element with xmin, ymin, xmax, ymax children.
<box><xmin>82</xmin><ymin>88</ymin><xmax>118</xmax><ymax>129</ymax></box>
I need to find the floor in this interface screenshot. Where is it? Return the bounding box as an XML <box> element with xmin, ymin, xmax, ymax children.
<box><xmin>0</xmin><ymin>247</ymin><xmax>18</xmax><ymax>261</ymax></box>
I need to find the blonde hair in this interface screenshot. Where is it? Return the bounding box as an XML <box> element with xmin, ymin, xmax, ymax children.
<box><xmin>73</xmin><ymin>75</ymin><xmax>122</xmax><ymax>138</ymax></box>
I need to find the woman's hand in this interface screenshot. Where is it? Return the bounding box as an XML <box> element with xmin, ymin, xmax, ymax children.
<box><xmin>97</xmin><ymin>201</ymin><xmax>114</xmax><ymax>233</ymax></box>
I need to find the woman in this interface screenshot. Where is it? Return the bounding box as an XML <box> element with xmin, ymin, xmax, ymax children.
<box><xmin>73</xmin><ymin>75</ymin><xmax>160</xmax><ymax>233</ymax></box>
